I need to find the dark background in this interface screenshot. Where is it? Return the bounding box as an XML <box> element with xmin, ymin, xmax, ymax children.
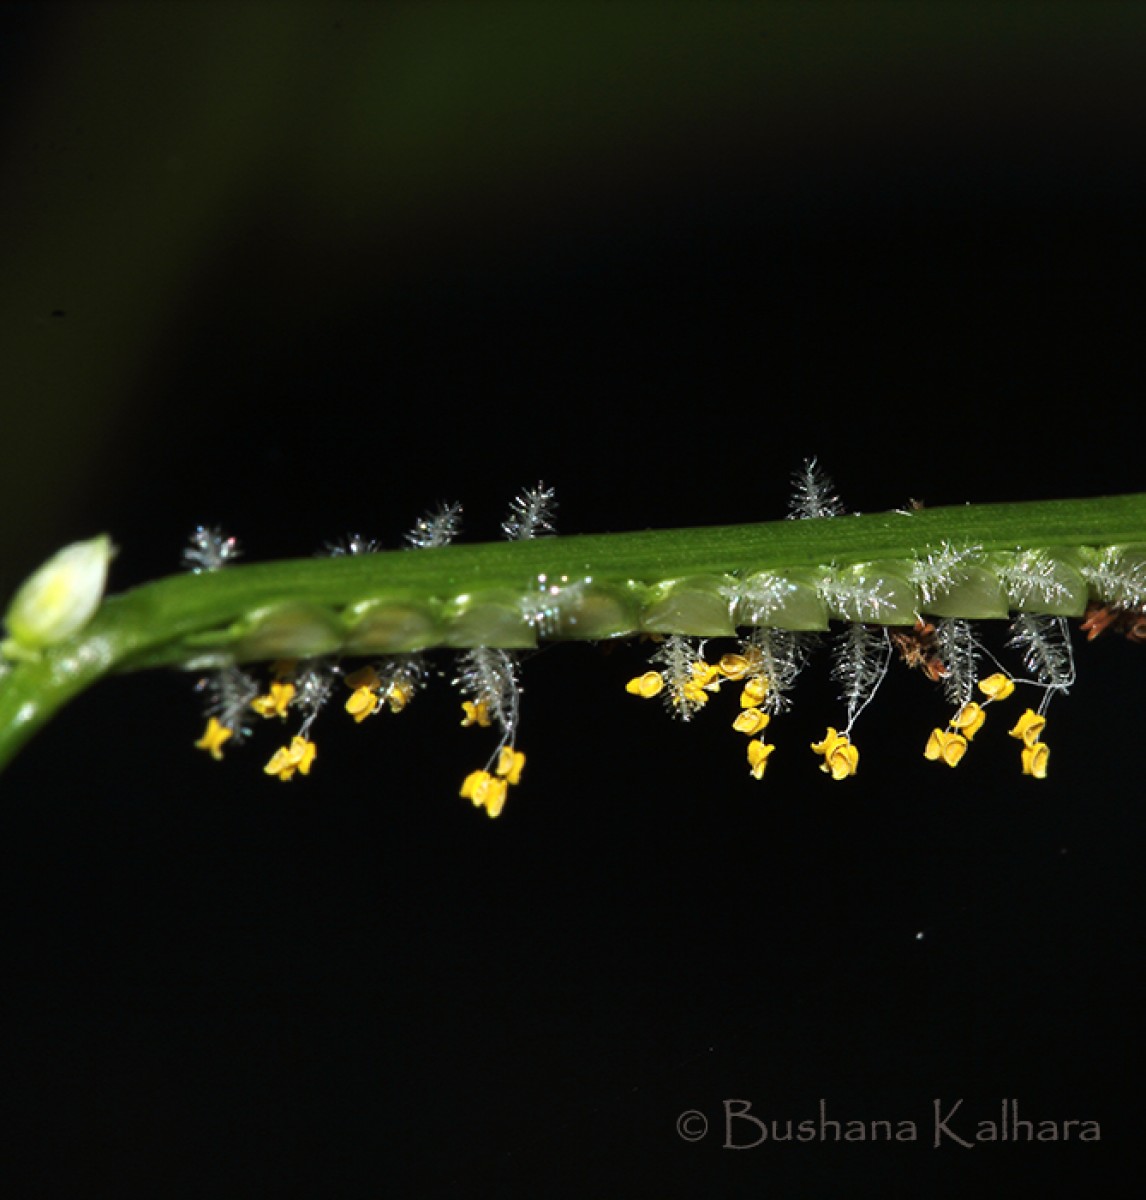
<box><xmin>1</xmin><ymin>2</ymin><xmax>1143</xmax><ymax>1195</ymax></box>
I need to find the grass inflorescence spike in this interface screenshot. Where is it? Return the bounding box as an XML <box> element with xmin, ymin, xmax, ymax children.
<box><xmin>2</xmin><ymin>465</ymin><xmax>1145</xmax><ymax>811</ymax></box>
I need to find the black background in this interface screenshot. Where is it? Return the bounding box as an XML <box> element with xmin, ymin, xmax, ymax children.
<box><xmin>1</xmin><ymin>3</ymin><xmax>1144</xmax><ymax>1196</ymax></box>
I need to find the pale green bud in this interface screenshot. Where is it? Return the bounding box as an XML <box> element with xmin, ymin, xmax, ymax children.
<box><xmin>3</xmin><ymin>534</ymin><xmax>113</xmax><ymax>659</ymax></box>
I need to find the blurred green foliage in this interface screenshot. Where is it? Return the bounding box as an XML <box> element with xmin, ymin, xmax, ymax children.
<box><xmin>2</xmin><ymin>0</ymin><xmax>1142</xmax><ymax>594</ymax></box>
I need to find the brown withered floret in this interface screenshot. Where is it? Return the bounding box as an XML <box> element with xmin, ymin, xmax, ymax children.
<box><xmin>1080</xmin><ymin>601</ymin><xmax>1146</xmax><ymax>644</ymax></box>
<box><xmin>890</xmin><ymin>619</ymin><xmax>948</xmax><ymax>682</ymax></box>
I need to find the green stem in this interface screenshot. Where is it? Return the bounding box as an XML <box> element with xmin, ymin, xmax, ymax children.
<box><xmin>2</xmin><ymin>490</ymin><xmax>1145</xmax><ymax>775</ymax></box>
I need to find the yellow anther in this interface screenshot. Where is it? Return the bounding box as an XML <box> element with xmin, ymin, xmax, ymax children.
<box><xmin>740</xmin><ymin>676</ymin><xmax>769</xmax><ymax>708</ymax></box>
<box><xmin>483</xmin><ymin>780</ymin><xmax>509</xmax><ymax>818</ymax></box>
<box><xmin>495</xmin><ymin>745</ymin><xmax>526</xmax><ymax>785</ymax></box>
<box><xmin>690</xmin><ymin>660</ymin><xmax>720</xmax><ymax>688</ymax></box>
<box><xmin>194</xmin><ymin>716</ymin><xmax>232</xmax><ymax>761</ymax></box>
<box><xmin>264</xmin><ymin>747</ymin><xmax>290</xmax><ymax>777</ymax></box>
<box><xmin>383</xmin><ymin>681</ymin><xmax>415</xmax><ymax>713</ymax></box>
<box><xmin>459</xmin><ymin>770</ymin><xmax>488</xmax><ymax>800</ymax></box>
<box><xmin>292</xmin><ymin>736</ymin><xmax>317</xmax><ymax>776</ymax></box>
<box><xmin>679</xmin><ymin>680</ymin><xmax>710</xmax><ymax>709</ymax></box>
<box><xmin>263</xmin><ymin>735</ymin><xmax>316</xmax><ymax>781</ymax></box>
<box><xmin>951</xmin><ymin>701</ymin><xmax>986</xmax><ymax>740</ymax></box>
<box><xmin>1020</xmin><ymin>741</ymin><xmax>1050</xmax><ymax>779</ymax></box>
<box><xmin>344</xmin><ymin>665</ymin><xmax>381</xmax><ymax>691</ymax></box>
<box><xmin>461</xmin><ymin>699</ymin><xmax>493</xmax><ymax>727</ymax></box>
<box><xmin>625</xmin><ymin>671</ymin><xmax>665</xmax><ymax>699</ymax></box>
<box><xmin>978</xmin><ymin>673</ymin><xmax>1016</xmax><ymax>702</ymax></box>
<box><xmin>811</xmin><ymin>727</ymin><xmax>859</xmax><ymax>779</ymax></box>
<box><xmin>732</xmin><ymin>708</ymin><xmax>771</xmax><ymax>736</ymax></box>
<box><xmin>747</xmin><ymin>739</ymin><xmax>775</xmax><ymax>779</ymax></box>
<box><xmin>251</xmin><ymin>680</ymin><xmax>296</xmax><ymax>719</ymax></box>
<box><xmin>459</xmin><ymin>769</ymin><xmax>508</xmax><ymax>817</ymax></box>
<box><xmin>1008</xmin><ymin>708</ymin><xmax>1046</xmax><ymax>747</ymax></box>
<box><xmin>716</xmin><ymin>653</ymin><xmax>751</xmax><ymax>680</ymax></box>
<box><xmin>924</xmin><ymin>727</ymin><xmax>968</xmax><ymax>768</ymax></box>
<box><xmin>345</xmin><ymin>685</ymin><xmax>379</xmax><ymax>723</ymax></box>
<box><xmin>811</xmin><ymin>727</ymin><xmax>845</xmax><ymax>756</ymax></box>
